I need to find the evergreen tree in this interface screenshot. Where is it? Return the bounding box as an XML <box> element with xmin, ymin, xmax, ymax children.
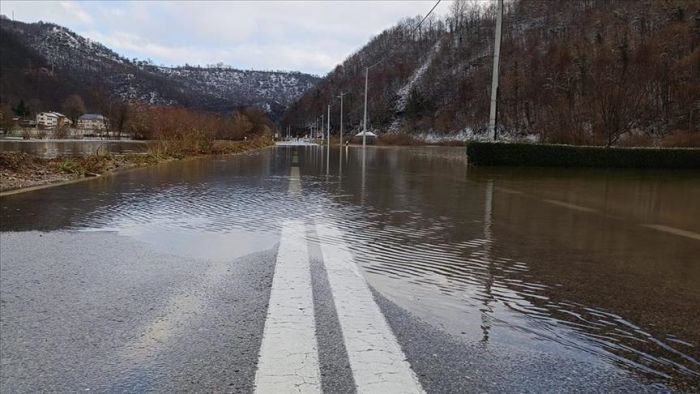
<box><xmin>12</xmin><ymin>100</ymin><xmax>30</xmax><ymax>118</ymax></box>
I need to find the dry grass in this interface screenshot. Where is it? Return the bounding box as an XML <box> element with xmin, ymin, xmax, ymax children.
<box><xmin>0</xmin><ymin>134</ymin><xmax>275</xmax><ymax>192</ymax></box>
<box><xmin>377</xmin><ymin>133</ymin><xmax>422</xmax><ymax>146</ymax></box>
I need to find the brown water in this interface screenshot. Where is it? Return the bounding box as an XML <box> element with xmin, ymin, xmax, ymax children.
<box><xmin>0</xmin><ymin>139</ymin><xmax>150</xmax><ymax>158</ymax></box>
<box><xmin>1</xmin><ymin>145</ymin><xmax>699</xmax><ymax>390</ymax></box>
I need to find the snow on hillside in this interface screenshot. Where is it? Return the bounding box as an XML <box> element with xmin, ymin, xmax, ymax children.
<box><xmin>1</xmin><ymin>18</ymin><xmax>319</xmax><ymax>117</ymax></box>
<box><xmin>156</xmin><ymin>67</ymin><xmax>317</xmax><ymax>106</ymax></box>
<box><xmin>388</xmin><ymin>38</ymin><xmax>443</xmax><ymax>133</ymax></box>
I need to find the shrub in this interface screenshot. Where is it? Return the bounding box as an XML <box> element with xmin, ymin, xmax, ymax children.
<box><xmin>59</xmin><ymin>159</ymin><xmax>81</xmax><ymax>174</ymax></box>
<box><xmin>466</xmin><ymin>142</ymin><xmax>700</xmax><ymax>169</ymax></box>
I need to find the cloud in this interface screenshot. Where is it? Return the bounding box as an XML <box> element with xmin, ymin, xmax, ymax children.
<box><xmin>1</xmin><ymin>0</ymin><xmax>452</xmax><ymax>75</ymax></box>
<box><xmin>57</xmin><ymin>1</ymin><xmax>93</xmax><ymax>25</ymax></box>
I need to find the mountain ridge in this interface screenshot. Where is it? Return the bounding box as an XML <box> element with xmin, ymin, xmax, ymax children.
<box><xmin>0</xmin><ymin>16</ymin><xmax>320</xmax><ymax>120</ymax></box>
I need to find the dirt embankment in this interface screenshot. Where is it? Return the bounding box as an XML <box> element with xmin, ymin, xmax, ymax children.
<box><xmin>0</xmin><ymin>136</ymin><xmax>274</xmax><ymax>193</ymax></box>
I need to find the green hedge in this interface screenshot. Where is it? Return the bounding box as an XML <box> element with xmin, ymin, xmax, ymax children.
<box><xmin>466</xmin><ymin>142</ymin><xmax>700</xmax><ymax>169</ymax></box>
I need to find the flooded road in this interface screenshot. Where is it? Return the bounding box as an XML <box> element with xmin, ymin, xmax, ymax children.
<box><xmin>1</xmin><ymin>145</ymin><xmax>699</xmax><ymax>392</ymax></box>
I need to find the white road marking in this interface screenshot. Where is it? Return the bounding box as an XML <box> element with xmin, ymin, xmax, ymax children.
<box><xmin>642</xmin><ymin>224</ymin><xmax>700</xmax><ymax>241</ymax></box>
<box><xmin>254</xmin><ymin>219</ymin><xmax>321</xmax><ymax>393</ymax></box>
<box><xmin>289</xmin><ymin>166</ymin><xmax>301</xmax><ymax>194</ymax></box>
<box><xmin>316</xmin><ymin>221</ymin><xmax>425</xmax><ymax>394</ymax></box>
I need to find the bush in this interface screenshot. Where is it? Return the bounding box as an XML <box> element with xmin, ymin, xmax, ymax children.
<box><xmin>59</xmin><ymin>158</ymin><xmax>81</xmax><ymax>174</ymax></box>
<box><xmin>466</xmin><ymin>142</ymin><xmax>700</xmax><ymax>169</ymax></box>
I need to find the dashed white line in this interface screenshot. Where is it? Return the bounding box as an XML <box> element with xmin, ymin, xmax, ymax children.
<box><xmin>316</xmin><ymin>221</ymin><xmax>425</xmax><ymax>394</ymax></box>
<box><xmin>254</xmin><ymin>220</ymin><xmax>321</xmax><ymax>393</ymax></box>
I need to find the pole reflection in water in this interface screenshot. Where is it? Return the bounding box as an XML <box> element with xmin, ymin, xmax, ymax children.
<box><xmin>480</xmin><ymin>179</ymin><xmax>495</xmax><ymax>345</ymax></box>
<box><xmin>361</xmin><ymin>146</ymin><xmax>366</xmax><ymax>207</ymax></box>
<box><xmin>338</xmin><ymin>144</ymin><xmax>343</xmax><ymax>187</ymax></box>
<box><xmin>326</xmin><ymin>142</ymin><xmax>330</xmax><ymax>178</ymax></box>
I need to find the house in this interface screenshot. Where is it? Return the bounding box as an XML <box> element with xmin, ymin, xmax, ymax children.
<box><xmin>36</xmin><ymin>112</ymin><xmax>71</xmax><ymax>129</ymax></box>
<box><xmin>77</xmin><ymin>114</ymin><xmax>108</xmax><ymax>131</ymax></box>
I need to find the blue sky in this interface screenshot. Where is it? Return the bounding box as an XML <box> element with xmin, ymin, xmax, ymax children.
<box><xmin>1</xmin><ymin>1</ymin><xmax>452</xmax><ymax>75</ymax></box>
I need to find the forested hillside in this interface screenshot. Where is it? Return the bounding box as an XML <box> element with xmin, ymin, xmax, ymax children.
<box><xmin>284</xmin><ymin>0</ymin><xmax>699</xmax><ymax>146</ymax></box>
<box><xmin>0</xmin><ymin>17</ymin><xmax>319</xmax><ymax>121</ymax></box>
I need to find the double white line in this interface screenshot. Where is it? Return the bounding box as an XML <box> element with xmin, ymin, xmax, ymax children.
<box><xmin>254</xmin><ymin>165</ymin><xmax>424</xmax><ymax>393</ymax></box>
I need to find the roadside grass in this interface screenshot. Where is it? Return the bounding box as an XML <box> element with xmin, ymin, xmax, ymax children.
<box><xmin>377</xmin><ymin>134</ymin><xmax>422</xmax><ymax>146</ymax></box>
<box><xmin>1</xmin><ymin>134</ymin><xmax>275</xmax><ymax>192</ymax></box>
<box><xmin>148</xmin><ymin>133</ymin><xmax>274</xmax><ymax>157</ymax></box>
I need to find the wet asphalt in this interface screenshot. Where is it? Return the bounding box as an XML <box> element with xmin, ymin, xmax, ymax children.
<box><xmin>0</xmin><ymin>230</ymin><xmax>669</xmax><ymax>393</ymax></box>
<box><xmin>0</xmin><ymin>231</ymin><xmax>276</xmax><ymax>392</ymax></box>
<box><xmin>1</xmin><ymin>146</ymin><xmax>695</xmax><ymax>393</ymax></box>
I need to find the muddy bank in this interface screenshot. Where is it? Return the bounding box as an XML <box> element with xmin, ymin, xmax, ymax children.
<box><xmin>0</xmin><ymin>137</ymin><xmax>274</xmax><ymax>193</ymax></box>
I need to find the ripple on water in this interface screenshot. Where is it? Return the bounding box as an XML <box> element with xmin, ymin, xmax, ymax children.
<box><xmin>298</xmin><ymin>170</ymin><xmax>700</xmax><ymax>390</ymax></box>
<box><xmin>20</xmin><ymin>149</ymin><xmax>697</xmax><ymax>390</ymax></box>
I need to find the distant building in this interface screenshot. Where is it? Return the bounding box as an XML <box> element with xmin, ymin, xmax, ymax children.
<box><xmin>77</xmin><ymin>114</ymin><xmax>108</xmax><ymax>131</ymax></box>
<box><xmin>36</xmin><ymin>112</ymin><xmax>70</xmax><ymax>129</ymax></box>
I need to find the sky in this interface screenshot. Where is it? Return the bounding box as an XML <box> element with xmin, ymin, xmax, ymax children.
<box><xmin>1</xmin><ymin>0</ymin><xmax>452</xmax><ymax>76</ymax></box>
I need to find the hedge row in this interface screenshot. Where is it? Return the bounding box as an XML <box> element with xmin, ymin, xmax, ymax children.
<box><xmin>466</xmin><ymin>142</ymin><xmax>700</xmax><ymax>169</ymax></box>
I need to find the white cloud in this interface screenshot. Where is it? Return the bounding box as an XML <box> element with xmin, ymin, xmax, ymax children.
<box><xmin>57</xmin><ymin>1</ymin><xmax>93</xmax><ymax>25</ymax></box>
<box><xmin>1</xmin><ymin>0</ymin><xmax>452</xmax><ymax>75</ymax></box>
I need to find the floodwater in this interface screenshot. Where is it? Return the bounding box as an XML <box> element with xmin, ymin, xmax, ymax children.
<box><xmin>1</xmin><ymin>145</ymin><xmax>699</xmax><ymax>390</ymax></box>
<box><xmin>0</xmin><ymin>139</ymin><xmax>150</xmax><ymax>158</ymax></box>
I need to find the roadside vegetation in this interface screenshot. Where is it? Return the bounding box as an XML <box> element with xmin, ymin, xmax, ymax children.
<box><xmin>466</xmin><ymin>142</ymin><xmax>700</xmax><ymax>169</ymax></box>
<box><xmin>376</xmin><ymin>133</ymin><xmax>464</xmax><ymax>146</ymax></box>
<box><xmin>0</xmin><ymin>133</ymin><xmax>274</xmax><ymax>192</ymax></box>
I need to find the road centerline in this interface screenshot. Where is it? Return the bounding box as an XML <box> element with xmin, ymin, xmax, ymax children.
<box><xmin>316</xmin><ymin>221</ymin><xmax>425</xmax><ymax>394</ymax></box>
<box><xmin>254</xmin><ymin>161</ymin><xmax>320</xmax><ymax>393</ymax></box>
<box><xmin>254</xmin><ymin>220</ymin><xmax>321</xmax><ymax>393</ymax></box>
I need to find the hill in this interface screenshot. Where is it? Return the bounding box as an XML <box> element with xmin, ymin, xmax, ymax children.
<box><xmin>283</xmin><ymin>0</ymin><xmax>699</xmax><ymax>146</ymax></box>
<box><xmin>0</xmin><ymin>17</ymin><xmax>320</xmax><ymax>121</ymax></box>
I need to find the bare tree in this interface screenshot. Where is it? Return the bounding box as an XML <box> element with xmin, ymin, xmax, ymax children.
<box><xmin>61</xmin><ymin>94</ymin><xmax>86</xmax><ymax>124</ymax></box>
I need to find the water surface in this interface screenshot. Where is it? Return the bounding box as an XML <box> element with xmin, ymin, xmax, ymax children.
<box><xmin>0</xmin><ymin>139</ymin><xmax>150</xmax><ymax>158</ymax></box>
<box><xmin>1</xmin><ymin>146</ymin><xmax>698</xmax><ymax>390</ymax></box>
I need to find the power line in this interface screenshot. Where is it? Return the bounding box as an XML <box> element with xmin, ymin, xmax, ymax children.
<box><xmin>358</xmin><ymin>0</ymin><xmax>443</xmax><ymax>148</ymax></box>
<box><xmin>367</xmin><ymin>0</ymin><xmax>443</xmax><ymax>70</ymax></box>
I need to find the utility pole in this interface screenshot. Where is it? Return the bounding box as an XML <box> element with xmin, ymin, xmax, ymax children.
<box><xmin>488</xmin><ymin>0</ymin><xmax>504</xmax><ymax>141</ymax></box>
<box><xmin>362</xmin><ymin>67</ymin><xmax>369</xmax><ymax>148</ymax></box>
<box><xmin>337</xmin><ymin>92</ymin><xmax>346</xmax><ymax>145</ymax></box>
<box><xmin>326</xmin><ymin>104</ymin><xmax>331</xmax><ymax>175</ymax></box>
<box><xmin>321</xmin><ymin>113</ymin><xmax>324</xmax><ymax>141</ymax></box>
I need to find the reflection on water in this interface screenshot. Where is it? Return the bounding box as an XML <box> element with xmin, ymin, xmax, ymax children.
<box><xmin>0</xmin><ymin>140</ymin><xmax>151</xmax><ymax>158</ymax></box>
<box><xmin>304</xmin><ymin>146</ymin><xmax>700</xmax><ymax>390</ymax></box>
<box><xmin>1</xmin><ymin>146</ymin><xmax>699</xmax><ymax>390</ymax></box>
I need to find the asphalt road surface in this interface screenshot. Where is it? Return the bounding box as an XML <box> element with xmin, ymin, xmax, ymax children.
<box><xmin>1</xmin><ymin>145</ymin><xmax>698</xmax><ymax>392</ymax></box>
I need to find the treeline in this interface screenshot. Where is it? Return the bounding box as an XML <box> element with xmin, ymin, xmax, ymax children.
<box><xmin>284</xmin><ymin>0</ymin><xmax>699</xmax><ymax>146</ymax></box>
<box><xmin>124</xmin><ymin>105</ymin><xmax>275</xmax><ymax>141</ymax></box>
<box><xmin>1</xmin><ymin>94</ymin><xmax>275</xmax><ymax>147</ymax></box>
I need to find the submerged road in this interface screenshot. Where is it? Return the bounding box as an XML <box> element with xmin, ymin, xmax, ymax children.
<box><xmin>1</xmin><ymin>145</ymin><xmax>699</xmax><ymax>392</ymax></box>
